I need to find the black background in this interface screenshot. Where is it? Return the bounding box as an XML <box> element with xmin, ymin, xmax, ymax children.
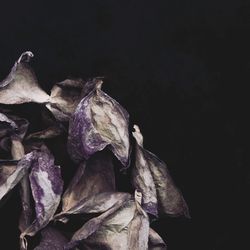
<box><xmin>0</xmin><ymin>1</ymin><xmax>250</xmax><ymax>249</ymax></box>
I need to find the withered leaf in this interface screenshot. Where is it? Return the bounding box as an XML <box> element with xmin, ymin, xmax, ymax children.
<box><xmin>55</xmin><ymin>151</ymin><xmax>128</xmax><ymax>222</ymax></box>
<box><xmin>20</xmin><ymin>146</ymin><xmax>63</xmax><ymax>250</ymax></box>
<box><xmin>65</xmin><ymin>192</ymin><xmax>149</xmax><ymax>250</ymax></box>
<box><xmin>0</xmin><ymin>51</ymin><xmax>49</xmax><ymax>104</ymax></box>
<box><xmin>67</xmin><ymin>79</ymin><xmax>130</xmax><ymax>167</ymax></box>
<box><xmin>132</xmin><ymin>125</ymin><xmax>190</xmax><ymax>218</ymax></box>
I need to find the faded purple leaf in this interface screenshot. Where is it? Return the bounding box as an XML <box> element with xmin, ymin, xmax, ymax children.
<box><xmin>67</xmin><ymin>79</ymin><xmax>130</xmax><ymax>167</ymax></box>
<box><xmin>20</xmin><ymin>146</ymin><xmax>63</xmax><ymax>250</ymax></box>
<box><xmin>0</xmin><ymin>51</ymin><xmax>49</xmax><ymax>104</ymax></box>
<box><xmin>54</xmin><ymin>151</ymin><xmax>126</xmax><ymax>222</ymax></box>
<box><xmin>132</xmin><ymin>125</ymin><xmax>190</xmax><ymax>218</ymax></box>
<box><xmin>148</xmin><ymin>228</ymin><xmax>167</xmax><ymax>250</ymax></box>
<box><xmin>34</xmin><ymin>226</ymin><xmax>68</xmax><ymax>250</ymax></box>
<box><xmin>65</xmin><ymin>192</ymin><xmax>149</xmax><ymax>250</ymax></box>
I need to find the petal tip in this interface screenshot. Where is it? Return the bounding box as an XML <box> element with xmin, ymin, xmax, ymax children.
<box><xmin>132</xmin><ymin>124</ymin><xmax>143</xmax><ymax>146</ymax></box>
<box><xmin>17</xmin><ymin>51</ymin><xmax>34</xmax><ymax>63</ymax></box>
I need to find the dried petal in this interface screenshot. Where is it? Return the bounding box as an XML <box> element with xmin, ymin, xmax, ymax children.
<box><xmin>0</xmin><ymin>153</ymin><xmax>33</xmax><ymax>202</ymax></box>
<box><xmin>55</xmin><ymin>151</ymin><xmax>122</xmax><ymax>221</ymax></box>
<box><xmin>0</xmin><ymin>51</ymin><xmax>49</xmax><ymax>104</ymax></box>
<box><xmin>25</xmin><ymin>125</ymin><xmax>63</xmax><ymax>140</ymax></box>
<box><xmin>132</xmin><ymin>126</ymin><xmax>158</xmax><ymax>216</ymax></box>
<box><xmin>20</xmin><ymin>146</ymin><xmax>63</xmax><ymax>249</ymax></box>
<box><xmin>67</xmin><ymin>79</ymin><xmax>130</xmax><ymax>167</ymax></box>
<box><xmin>65</xmin><ymin>193</ymin><xmax>149</xmax><ymax>250</ymax></box>
<box><xmin>0</xmin><ymin>111</ymin><xmax>29</xmax><ymax>152</ymax></box>
<box><xmin>148</xmin><ymin>228</ymin><xmax>167</xmax><ymax>250</ymax></box>
<box><xmin>34</xmin><ymin>226</ymin><xmax>68</xmax><ymax>250</ymax></box>
<box><xmin>10</xmin><ymin>138</ymin><xmax>32</xmax><ymax>232</ymax></box>
<box><xmin>0</xmin><ymin>112</ymin><xmax>18</xmax><ymax>143</ymax></box>
<box><xmin>46</xmin><ymin>78</ymin><xmax>85</xmax><ymax>121</ymax></box>
<box><xmin>132</xmin><ymin>125</ymin><xmax>189</xmax><ymax>218</ymax></box>
<box><xmin>0</xmin><ymin>112</ymin><xmax>18</xmax><ymax>129</ymax></box>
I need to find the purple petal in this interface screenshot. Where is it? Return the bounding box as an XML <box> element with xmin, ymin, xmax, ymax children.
<box><xmin>20</xmin><ymin>146</ymin><xmax>63</xmax><ymax>248</ymax></box>
<box><xmin>68</xmin><ymin>79</ymin><xmax>130</xmax><ymax>167</ymax></box>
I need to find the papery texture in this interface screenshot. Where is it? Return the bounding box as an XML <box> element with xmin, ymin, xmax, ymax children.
<box><xmin>132</xmin><ymin>125</ymin><xmax>189</xmax><ymax>217</ymax></box>
<box><xmin>67</xmin><ymin>79</ymin><xmax>130</xmax><ymax>166</ymax></box>
<box><xmin>20</xmin><ymin>146</ymin><xmax>63</xmax><ymax>249</ymax></box>
<box><xmin>64</xmin><ymin>194</ymin><xmax>149</xmax><ymax>250</ymax></box>
<box><xmin>46</xmin><ymin>78</ymin><xmax>85</xmax><ymax>121</ymax></box>
<box><xmin>0</xmin><ymin>152</ymin><xmax>33</xmax><ymax>202</ymax></box>
<box><xmin>55</xmin><ymin>151</ymin><xmax>128</xmax><ymax>221</ymax></box>
<box><xmin>0</xmin><ymin>51</ymin><xmax>49</xmax><ymax>104</ymax></box>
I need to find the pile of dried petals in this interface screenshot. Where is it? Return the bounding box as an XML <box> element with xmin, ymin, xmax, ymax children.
<box><xmin>0</xmin><ymin>51</ymin><xmax>190</xmax><ymax>250</ymax></box>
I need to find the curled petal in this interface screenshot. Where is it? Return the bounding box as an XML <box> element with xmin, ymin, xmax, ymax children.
<box><xmin>132</xmin><ymin>124</ymin><xmax>190</xmax><ymax>218</ymax></box>
<box><xmin>0</xmin><ymin>51</ymin><xmax>49</xmax><ymax>104</ymax></box>
<box><xmin>68</xmin><ymin>79</ymin><xmax>130</xmax><ymax>167</ymax></box>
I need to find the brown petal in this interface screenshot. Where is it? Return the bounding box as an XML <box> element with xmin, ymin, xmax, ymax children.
<box><xmin>46</xmin><ymin>78</ymin><xmax>85</xmax><ymax>121</ymax></box>
<box><xmin>55</xmin><ymin>151</ymin><xmax>117</xmax><ymax>221</ymax></box>
<box><xmin>65</xmin><ymin>193</ymin><xmax>149</xmax><ymax>250</ymax></box>
<box><xmin>132</xmin><ymin>126</ymin><xmax>158</xmax><ymax>216</ymax></box>
<box><xmin>132</xmin><ymin>125</ymin><xmax>190</xmax><ymax>218</ymax></box>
